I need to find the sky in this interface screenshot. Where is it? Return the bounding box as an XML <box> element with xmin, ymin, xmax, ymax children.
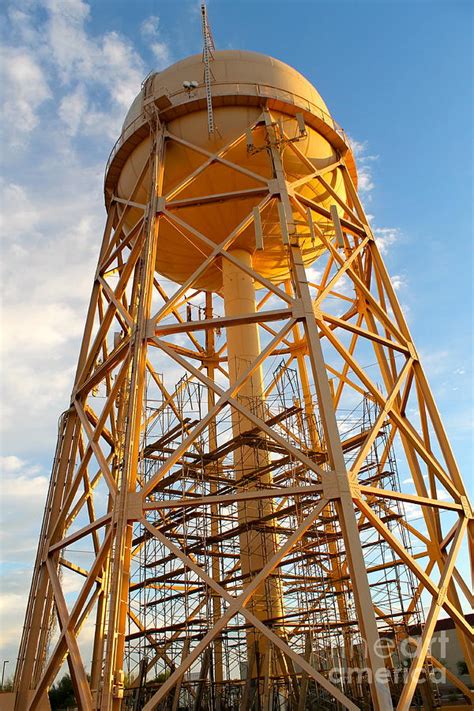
<box><xmin>0</xmin><ymin>0</ymin><xmax>472</xmax><ymax>678</ymax></box>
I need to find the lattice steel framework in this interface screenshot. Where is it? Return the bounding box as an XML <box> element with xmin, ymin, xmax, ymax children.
<box><xmin>14</xmin><ymin>107</ymin><xmax>473</xmax><ymax>711</ymax></box>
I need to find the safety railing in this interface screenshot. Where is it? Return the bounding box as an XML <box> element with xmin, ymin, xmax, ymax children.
<box><xmin>104</xmin><ymin>82</ymin><xmax>349</xmax><ymax>181</ymax></box>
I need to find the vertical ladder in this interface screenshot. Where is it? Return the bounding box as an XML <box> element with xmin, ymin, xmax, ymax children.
<box><xmin>201</xmin><ymin>2</ymin><xmax>215</xmax><ymax>135</ymax></box>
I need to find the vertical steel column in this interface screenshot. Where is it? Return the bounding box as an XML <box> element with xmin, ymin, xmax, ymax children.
<box><xmin>205</xmin><ymin>291</ymin><xmax>224</xmax><ymax>708</ymax></box>
<box><xmin>262</xmin><ymin>109</ymin><xmax>393</xmax><ymax>711</ymax></box>
<box><xmin>99</xmin><ymin>122</ymin><xmax>165</xmax><ymax>711</ymax></box>
<box><xmin>290</xmin><ymin>243</ymin><xmax>394</xmax><ymax>711</ymax></box>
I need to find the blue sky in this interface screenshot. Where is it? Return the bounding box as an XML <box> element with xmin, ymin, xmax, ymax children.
<box><xmin>0</xmin><ymin>0</ymin><xmax>472</xmax><ymax>673</ymax></box>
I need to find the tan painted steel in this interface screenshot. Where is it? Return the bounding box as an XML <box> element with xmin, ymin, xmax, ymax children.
<box><xmin>112</xmin><ymin>51</ymin><xmax>352</xmax><ymax>291</ymax></box>
<box><xmin>13</xmin><ymin>50</ymin><xmax>473</xmax><ymax>711</ymax></box>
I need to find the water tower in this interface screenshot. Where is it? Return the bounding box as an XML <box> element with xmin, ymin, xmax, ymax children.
<box><xmin>14</xmin><ymin>11</ymin><xmax>473</xmax><ymax>711</ymax></box>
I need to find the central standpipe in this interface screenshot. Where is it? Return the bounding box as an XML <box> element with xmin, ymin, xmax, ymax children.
<box><xmin>222</xmin><ymin>249</ymin><xmax>284</xmax><ymax>676</ymax></box>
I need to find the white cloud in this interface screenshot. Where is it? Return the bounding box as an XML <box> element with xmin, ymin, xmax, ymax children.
<box><xmin>373</xmin><ymin>225</ymin><xmax>401</xmax><ymax>254</ymax></box>
<box><xmin>99</xmin><ymin>31</ymin><xmax>145</xmax><ymax>108</ymax></box>
<box><xmin>42</xmin><ymin>0</ymin><xmax>146</xmax><ymax>135</ymax></box>
<box><xmin>43</xmin><ymin>0</ymin><xmax>92</xmax><ymax>81</ymax></box>
<box><xmin>0</xmin><ymin>452</ymin><xmax>101</xmax><ymax>667</ymax></box>
<box><xmin>140</xmin><ymin>14</ymin><xmax>172</xmax><ymax>68</ymax></box>
<box><xmin>357</xmin><ymin>167</ymin><xmax>375</xmax><ymax>194</ymax></box>
<box><xmin>348</xmin><ymin>137</ymin><xmax>378</xmax><ymax>197</ymax></box>
<box><xmin>0</xmin><ymin>1</ymin><xmax>163</xmax><ymax>461</ymax></box>
<box><xmin>44</xmin><ymin>0</ymin><xmax>144</xmax><ymax>107</ymax></box>
<box><xmin>0</xmin><ymin>167</ymin><xmax>104</xmax><ymax>453</ymax></box>
<box><xmin>1</xmin><ymin>455</ymin><xmax>41</xmax><ymax>475</ymax></box>
<box><xmin>0</xmin><ymin>181</ymin><xmax>41</xmax><ymax>236</ymax></box>
<box><xmin>0</xmin><ymin>458</ymin><xmax>48</xmax><ymax>535</ymax></box>
<box><xmin>141</xmin><ymin>15</ymin><xmax>161</xmax><ymax>39</ymax></box>
<box><xmin>305</xmin><ymin>266</ymin><xmax>323</xmax><ymax>284</ymax></box>
<box><xmin>348</xmin><ymin>137</ymin><xmax>401</xmax><ymax>255</ymax></box>
<box><xmin>59</xmin><ymin>84</ymin><xmax>88</xmax><ymax>135</ymax></box>
<box><xmin>2</xmin><ymin>302</ymin><xmax>84</xmax><ymax>354</ymax></box>
<box><xmin>0</xmin><ymin>456</ymin><xmax>49</xmax><ymax>663</ymax></box>
<box><xmin>0</xmin><ymin>45</ymin><xmax>51</xmax><ymax>143</ymax></box>
<box><xmin>0</xmin><ymin>583</ymin><xmax>35</xmax><ymax>664</ymax></box>
<box><xmin>61</xmin><ymin>568</ymin><xmax>85</xmax><ymax>595</ymax></box>
<box><xmin>3</xmin><ymin>0</ymin><xmax>159</xmax><ymax>144</ymax></box>
<box><xmin>151</xmin><ymin>40</ymin><xmax>172</xmax><ymax>66</ymax></box>
<box><xmin>391</xmin><ymin>273</ymin><xmax>407</xmax><ymax>291</ymax></box>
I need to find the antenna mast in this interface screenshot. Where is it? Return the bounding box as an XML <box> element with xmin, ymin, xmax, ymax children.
<box><xmin>201</xmin><ymin>1</ymin><xmax>215</xmax><ymax>134</ymax></box>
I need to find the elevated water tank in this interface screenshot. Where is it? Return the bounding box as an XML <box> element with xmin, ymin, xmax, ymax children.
<box><xmin>105</xmin><ymin>50</ymin><xmax>357</xmax><ymax>291</ymax></box>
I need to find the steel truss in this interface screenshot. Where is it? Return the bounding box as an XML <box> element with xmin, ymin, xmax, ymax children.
<box><xmin>14</xmin><ymin>108</ymin><xmax>473</xmax><ymax>711</ymax></box>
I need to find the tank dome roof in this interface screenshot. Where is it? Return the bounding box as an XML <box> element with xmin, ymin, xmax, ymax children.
<box><xmin>122</xmin><ymin>49</ymin><xmax>332</xmax><ymax>133</ymax></box>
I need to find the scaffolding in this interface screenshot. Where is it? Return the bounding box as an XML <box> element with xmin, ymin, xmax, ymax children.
<box><xmin>120</xmin><ymin>325</ymin><xmax>430</xmax><ymax>710</ymax></box>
